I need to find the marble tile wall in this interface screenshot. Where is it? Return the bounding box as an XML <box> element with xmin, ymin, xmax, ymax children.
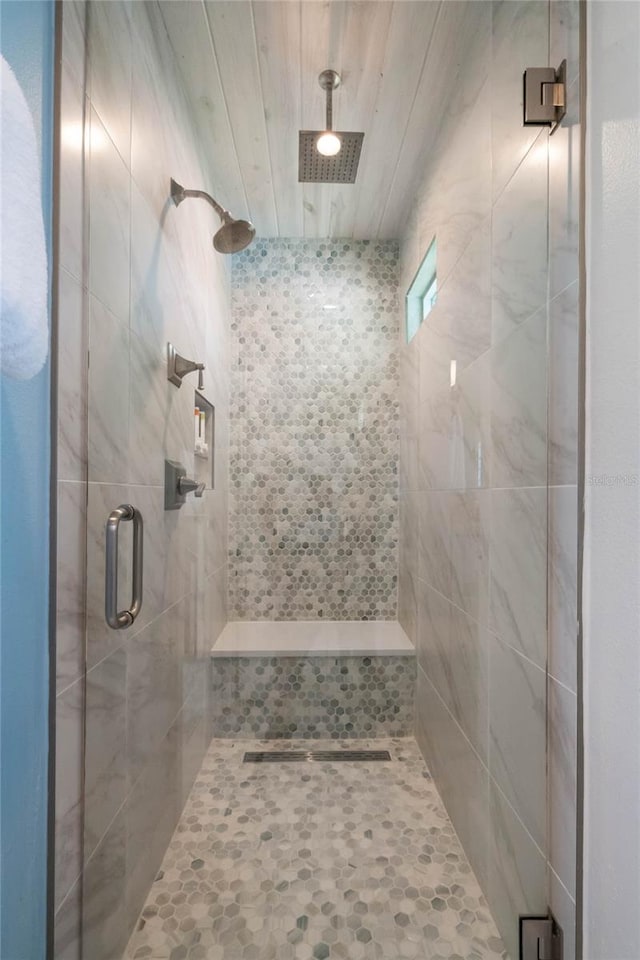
<box><xmin>54</xmin><ymin>2</ymin><xmax>231</xmax><ymax>957</ymax></box>
<box><xmin>398</xmin><ymin>1</ymin><xmax>580</xmax><ymax>956</ymax></box>
<box><xmin>229</xmin><ymin>239</ymin><xmax>399</xmax><ymax>621</ymax></box>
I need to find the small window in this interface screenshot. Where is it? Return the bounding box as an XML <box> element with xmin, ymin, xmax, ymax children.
<box><xmin>405</xmin><ymin>237</ymin><xmax>437</xmax><ymax>343</ymax></box>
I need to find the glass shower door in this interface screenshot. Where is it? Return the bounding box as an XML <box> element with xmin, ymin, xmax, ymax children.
<box><xmin>79</xmin><ymin>3</ymin><xmax>217</xmax><ymax>957</ymax></box>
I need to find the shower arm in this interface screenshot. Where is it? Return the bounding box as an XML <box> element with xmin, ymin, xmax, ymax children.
<box><xmin>326</xmin><ymin>84</ymin><xmax>333</xmax><ymax>131</ymax></box>
<box><xmin>170</xmin><ymin>179</ymin><xmax>230</xmax><ymax>223</ymax></box>
<box><xmin>319</xmin><ymin>68</ymin><xmax>340</xmax><ymax>133</ymax></box>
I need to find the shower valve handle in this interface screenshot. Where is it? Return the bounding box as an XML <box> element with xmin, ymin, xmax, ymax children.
<box><xmin>178</xmin><ymin>476</ymin><xmax>206</xmax><ymax>498</ymax></box>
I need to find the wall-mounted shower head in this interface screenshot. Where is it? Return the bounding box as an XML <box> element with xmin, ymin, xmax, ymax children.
<box><xmin>170</xmin><ymin>179</ymin><xmax>256</xmax><ymax>254</ymax></box>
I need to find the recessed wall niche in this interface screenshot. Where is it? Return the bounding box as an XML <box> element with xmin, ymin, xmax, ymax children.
<box><xmin>194</xmin><ymin>390</ymin><xmax>215</xmax><ymax>490</ymax></box>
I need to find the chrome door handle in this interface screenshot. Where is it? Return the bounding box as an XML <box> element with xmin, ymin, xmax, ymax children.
<box><xmin>105</xmin><ymin>504</ymin><xmax>143</xmax><ymax>630</ymax></box>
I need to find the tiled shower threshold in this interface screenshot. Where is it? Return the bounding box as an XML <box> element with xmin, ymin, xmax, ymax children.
<box><xmin>125</xmin><ymin>738</ymin><xmax>507</xmax><ymax>960</ymax></box>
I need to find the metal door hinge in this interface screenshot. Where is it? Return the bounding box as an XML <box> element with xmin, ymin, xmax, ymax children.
<box><xmin>520</xmin><ymin>915</ymin><xmax>563</xmax><ymax>960</ymax></box>
<box><xmin>523</xmin><ymin>60</ymin><xmax>567</xmax><ymax>133</ymax></box>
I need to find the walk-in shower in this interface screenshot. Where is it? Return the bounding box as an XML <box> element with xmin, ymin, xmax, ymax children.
<box><xmin>50</xmin><ymin>1</ymin><xmax>581</xmax><ymax>958</ymax></box>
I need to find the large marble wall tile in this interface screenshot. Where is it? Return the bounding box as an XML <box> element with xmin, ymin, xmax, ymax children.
<box><xmin>89</xmin><ymin>108</ymin><xmax>130</xmax><ymax>323</ymax></box>
<box><xmin>129</xmin><ymin>182</ymin><xmax>197</xmax><ymax>361</ymax></box>
<box><xmin>490</xmin><ymin>0</ymin><xmax>549</xmax><ymax>199</ymax></box>
<box><xmin>491</xmin><ymin>306</ymin><xmax>547</xmax><ymax>489</ymax></box>
<box><xmin>125</xmin><ymin>718</ymin><xmax>181</xmax><ymax>932</ymax></box>
<box><xmin>399</xmin><ymin>434</ymin><xmax>419</xmax><ymax>494</ymax></box>
<box><xmin>178</xmin><ymin>700</ymin><xmax>208</xmax><ymax>808</ymax></box>
<box><xmin>425</xmin><ymin>219</ymin><xmax>492</xmax><ymax>397</ymax></box>
<box><xmin>550</xmin><ymin>869</ymin><xmax>577</xmax><ymax>960</ymax></box>
<box><xmin>550</xmin><ymin>0</ymin><xmax>581</xmax><ymax>88</ymax></box>
<box><xmin>417</xmin><ymin>387</ymin><xmax>457</xmax><ymax>490</ymax></box>
<box><xmin>57</xmin><ymin>269</ymin><xmax>87</xmax><ymax>483</ymax></box>
<box><xmin>417</xmin><ymin>366</ymin><xmax>490</xmax><ymax>494</ymax></box>
<box><xmin>399</xmin><ymin>337</ymin><xmax>420</xmax><ymax>438</ymax></box>
<box><xmin>205</xmin><ymin>565</ymin><xmax>228</xmax><ymax>652</ymax></box>
<box><xmin>457</xmin><ymin>350</ymin><xmax>492</xmax><ymax>489</ymax></box>
<box><xmin>487</xmin><ymin>783</ymin><xmax>546</xmax><ymax>960</ymax></box>
<box><xmin>203</xmin><ymin>486</ymin><xmax>228</xmax><ymax>578</ymax></box>
<box><xmin>448</xmin><ymin>605</ymin><xmax>489</xmax><ymax>764</ymax></box>
<box><xmin>549</xmin><ymin>678</ymin><xmax>577</xmax><ymax>897</ymax></box>
<box><xmin>416</xmin><ymin>580</ymin><xmax>451</xmax><ymax>692</ymax></box>
<box><xmin>55</xmin><ymin>678</ymin><xmax>84</xmax><ymax>910</ymax></box>
<box><xmin>398</xmin><ymin>3</ymin><xmax>581</xmax><ymax>953</ymax></box>
<box><xmin>449</xmin><ymin>490</ymin><xmax>491</xmax><ymax>625</ymax></box>
<box><xmin>415</xmin><ymin>666</ymin><xmax>490</xmax><ymax>893</ymax></box>
<box><xmin>57</xmin><ymin>480</ymin><xmax>86</xmax><ymax>693</ymax></box>
<box><xmin>59</xmin><ymin>62</ymin><xmax>86</xmax><ymax>284</ymax></box>
<box><xmin>417</xmin><ymin>490</ymin><xmax>451</xmax><ymax>597</ymax></box>
<box><xmin>549</xmin><ymin>282</ymin><xmax>579</xmax><ymax>485</ymax></box>
<box><xmin>84</xmin><ymin>648</ymin><xmax>127</xmax><ymax>857</ymax></box>
<box><xmin>125</xmin><ymin>603</ymin><xmax>184</xmax><ymax>787</ymax></box>
<box><xmin>549</xmin><ymin>485</ymin><xmax>578</xmax><ymax>691</ymax></box>
<box><xmin>491</xmin><ymin>139</ymin><xmax>549</xmax><ymax>345</ymax></box>
<box><xmin>56</xmin><ymin>0</ymin><xmax>229</xmax><ymax>952</ymax></box>
<box><xmin>549</xmin><ymin>82</ymin><xmax>581</xmax><ymax>299</ymax></box>
<box><xmin>489</xmin><ymin>486</ymin><xmax>547</xmax><ymax>667</ymax></box>
<box><xmin>489</xmin><ymin>633</ymin><xmax>546</xmax><ymax>850</ymax></box>
<box><xmin>130</xmin><ymin>0</ymin><xmax>192</xmax><ymax>220</ymax></box>
<box><xmin>87</xmin><ymin>295</ymin><xmax>129</xmax><ymax>484</ymax></box>
<box><xmin>82</xmin><ymin>807</ymin><xmax>127</xmax><ymax>960</ymax></box>
<box><xmin>128</xmin><ymin>329</ymin><xmax>193</xmax><ymax>488</ymax></box>
<box><xmin>397</xmin><ymin>564</ymin><xmax>417</xmax><ymax>645</ymax></box>
<box><xmin>417</xmin><ymin>80</ymin><xmax>492</xmax><ymax>289</ymax></box>
<box><xmin>53</xmin><ymin>878</ymin><xmax>82</xmax><ymax>960</ymax></box>
<box><xmin>418</xmin><ymin>582</ymin><xmax>489</xmax><ymax>764</ymax></box>
<box><xmin>61</xmin><ymin>0</ymin><xmax>87</xmax><ymax>90</ymax></box>
<box><xmin>88</xmin><ymin>0</ymin><xmax>132</xmax><ymax>165</ymax></box>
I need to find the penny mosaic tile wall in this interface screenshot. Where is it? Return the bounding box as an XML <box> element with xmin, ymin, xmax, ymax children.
<box><xmin>229</xmin><ymin>239</ymin><xmax>400</xmax><ymax>621</ymax></box>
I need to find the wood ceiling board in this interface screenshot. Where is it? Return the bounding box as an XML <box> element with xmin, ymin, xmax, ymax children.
<box><xmin>159</xmin><ymin>0</ymin><xmax>248</xmax><ymax>220</ymax></box>
<box><xmin>159</xmin><ymin>0</ymin><xmax>455</xmax><ymax>242</ymax></box>
<box><xmin>300</xmin><ymin>0</ymin><xmax>346</xmax><ymax>238</ymax></box>
<box><xmin>204</xmin><ymin>1</ymin><xmax>279</xmax><ymax>235</ymax></box>
<box><xmin>351</xmin><ymin>0</ymin><xmax>441</xmax><ymax>239</ymax></box>
<box><xmin>378</xmin><ymin>0</ymin><xmax>459</xmax><ymax>239</ymax></box>
<box><xmin>253</xmin><ymin>0</ymin><xmax>304</xmax><ymax>236</ymax></box>
<box><xmin>326</xmin><ymin>0</ymin><xmax>394</xmax><ymax>239</ymax></box>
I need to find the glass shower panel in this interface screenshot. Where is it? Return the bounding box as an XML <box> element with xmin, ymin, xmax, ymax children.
<box><xmin>80</xmin><ymin>3</ymin><xmax>216</xmax><ymax>956</ymax></box>
<box><xmin>74</xmin><ymin>0</ymin><xmax>574</xmax><ymax>957</ymax></box>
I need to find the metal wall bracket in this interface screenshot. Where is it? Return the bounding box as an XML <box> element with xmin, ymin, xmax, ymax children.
<box><xmin>520</xmin><ymin>915</ymin><xmax>563</xmax><ymax>960</ymax></box>
<box><xmin>523</xmin><ymin>59</ymin><xmax>567</xmax><ymax>133</ymax></box>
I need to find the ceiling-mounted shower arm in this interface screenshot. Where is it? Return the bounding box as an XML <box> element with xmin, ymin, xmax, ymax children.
<box><xmin>170</xmin><ymin>178</ymin><xmax>229</xmax><ymax>222</ymax></box>
<box><xmin>319</xmin><ymin>69</ymin><xmax>340</xmax><ymax>133</ymax></box>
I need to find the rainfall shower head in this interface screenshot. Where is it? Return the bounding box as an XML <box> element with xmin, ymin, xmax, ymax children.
<box><xmin>298</xmin><ymin>70</ymin><xmax>364</xmax><ymax>184</ymax></box>
<box><xmin>170</xmin><ymin>179</ymin><xmax>256</xmax><ymax>254</ymax></box>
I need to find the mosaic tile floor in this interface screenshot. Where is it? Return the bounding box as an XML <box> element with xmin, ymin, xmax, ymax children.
<box><xmin>125</xmin><ymin>738</ymin><xmax>508</xmax><ymax>960</ymax></box>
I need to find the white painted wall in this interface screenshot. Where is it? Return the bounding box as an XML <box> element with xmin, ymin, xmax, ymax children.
<box><xmin>583</xmin><ymin>2</ymin><xmax>640</xmax><ymax>957</ymax></box>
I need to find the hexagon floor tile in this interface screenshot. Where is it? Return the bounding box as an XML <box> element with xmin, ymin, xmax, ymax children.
<box><xmin>124</xmin><ymin>738</ymin><xmax>508</xmax><ymax>960</ymax></box>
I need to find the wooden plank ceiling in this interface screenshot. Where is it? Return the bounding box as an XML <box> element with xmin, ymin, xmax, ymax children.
<box><xmin>159</xmin><ymin>1</ymin><xmax>444</xmax><ymax>240</ymax></box>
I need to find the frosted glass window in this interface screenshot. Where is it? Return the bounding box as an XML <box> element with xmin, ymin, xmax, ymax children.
<box><xmin>405</xmin><ymin>237</ymin><xmax>437</xmax><ymax>343</ymax></box>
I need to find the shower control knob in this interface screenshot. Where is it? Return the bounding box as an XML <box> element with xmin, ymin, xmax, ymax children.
<box><xmin>178</xmin><ymin>476</ymin><xmax>206</xmax><ymax>498</ymax></box>
<box><xmin>164</xmin><ymin>459</ymin><xmax>206</xmax><ymax>510</ymax></box>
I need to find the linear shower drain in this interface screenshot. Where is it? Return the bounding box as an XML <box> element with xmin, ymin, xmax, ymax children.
<box><xmin>243</xmin><ymin>750</ymin><xmax>392</xmax><ymax>763</ymax></box>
